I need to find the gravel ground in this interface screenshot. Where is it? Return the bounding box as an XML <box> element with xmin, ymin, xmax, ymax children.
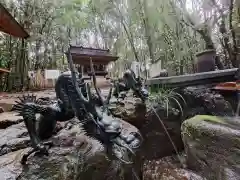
<box><xmin>0</xmin><ymin>88</ymin><xmax>111</xmax><ymax>112</ymax></box>
<box><xmin>0</xmin><ymin>89</ymin><xmax>56</xmax><ymax>112</ymax></box>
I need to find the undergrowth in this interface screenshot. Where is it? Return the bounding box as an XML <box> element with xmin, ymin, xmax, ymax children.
<box><xmin>148</xmin><ymin>87</ymin><xmax>186</xmax><ymax>117</ymax></box>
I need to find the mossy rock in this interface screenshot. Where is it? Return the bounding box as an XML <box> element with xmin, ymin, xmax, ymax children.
<box><xmin>181</xmin><ymin>115</ymin><xmax>240</xmax><ymax>180</ymax></box>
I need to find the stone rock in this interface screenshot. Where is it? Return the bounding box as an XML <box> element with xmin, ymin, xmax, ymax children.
<box><xmin>110</xmin><ymin>97</ymin><xmax>183</xmax><ymax>160</ymax></box>
<box><xmin>141</xmin><ymin>101</ymin><xmax>183</xmax><ymax>160</ymax></box>
<box><xmin>0</xmin><ymin>90</ymin><xmax>57</xmax><ymax>112</ymax></box>
<box><xmin>143</xmin><ymin>155</ymin><xmax>206</xmax><ymax>180</ymax></box>
<box><xmin>109</xmin><ymin>97</ymin><xmax>147</xmax><ymax>129</ymax></box>
<box><xmin>0</xmin><ymin>114</ymin><xmax>69</xmax><ymax>157</ymax></box>
<box><xmin>181</xmin><ymin>86</ymin><xmax>234</xmax><ymax>117</ymax></box>
<box><xmin>0</xmin><ymin>103</ymin><xmax>13</xmax><ymax>113</ymax></box>
<box><xmin>181</xmin><ymin>115</ymin><xmax>240</xmax><ymax>180</ymax></box>
<box><xmin>0</xmin><ymin>122</ymin><xmax>29</xmax><ymax>156</ymax></box>
<box><xmin>0</xmin><ymin>118</ymin><xmax>141</xmax><ymax>180</ymax></box>
<box><xmin>0</xmin><ymin>149</ymin><xmax>27</xmax><ymax>179</ymax></box>
<box><xmin>110</xmin><ymin>86</ymin><xmax>234</xmax><ymax>161</ymax></box>
<box><xmin>0</xmin><ymin>112</ymin><xmax>23</xmax><ymax>129</ymax></box>
<box><xmin>0</xmin><ymin>107</ymin><xmax>4</xmax><ymax>113</ymax></box>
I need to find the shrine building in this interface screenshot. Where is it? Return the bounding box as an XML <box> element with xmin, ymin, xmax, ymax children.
<box><xmin>68</xmin><ymin>45</ymin><xmax>118</xmax><ymax>76</ymax></box>
<box><xmin>0</xmin><ymin>3</ymin><xmax>29</xmax><ymax>89</ymax></box>
<box><xmin>68</xmin><ymin>45</ymin><xmax>119</xmax><ymax>88</ymax></box>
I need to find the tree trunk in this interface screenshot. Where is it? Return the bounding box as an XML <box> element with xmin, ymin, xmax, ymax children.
<box><xmin>5</xmin><ymin>36</ymin><xmax>13</xmax><ymax>91</ymax></box>
<box><xmin>43</xmin><ymin>41</ymin><xmax>48</xmax><ymax>67</ymax></box>
<box><xmin>229</xmin><ymin>0</ymin><xmax>238</xmax><ymax>67</ymax></box>
<box><xmin>20</xmin><ymin>39</ymin><xmax>26</xmax><ymax>90</ymax></box>
<box><xmin>113</xmin><ymin>1</ymin><xmax>140</xmax><ymax>62</ymax></box>
<box><xmin>236</xmin><ymin>2</ymin><xmax>240</xmax><ymax>67</ymax></box>
<box><xmin>121</xmin><ymin>20</ymin><xmax>140</xmax><ymax>62</ymax></box>
<box><xmin>35</xmin><ymin>38</ymin><xmax>42</xmax><ymax>70</ymax></box>
<box><xmin>139</xmin><ymin>0</ymin><xmax>155</xmax><ymax>64</ymax></box>
<box><xmin>52</xmin><ymin>43</ymin><xmax>57</xmax><ymax>68</ymax></box>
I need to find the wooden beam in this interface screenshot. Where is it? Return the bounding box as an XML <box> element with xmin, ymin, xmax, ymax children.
<box><xmin>70</xmin><ymin>54</ymin><xmax>118</xmax><ymax>65</ymax></box>
<box><xmin>0</xmin><ymin>3</ymin><xmax>29</xmax><ymax>38</ymax></box>
<box><xmin>146</xmin><ymin>68</ymin><xmax>239</xmax><ymax>88</ymax></box>
<box><xmin>66</xmin><ymin>45</ymin><xmax>119</xmax><ymax>65</ymax></box>
<box><xmin>0</xmin><ymin>68</ymin><xmax>10</xmax><ymax>73</ymax></box>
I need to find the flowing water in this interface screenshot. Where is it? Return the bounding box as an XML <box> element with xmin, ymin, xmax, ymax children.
<box><xmin>148</xmin><ymin>104</ymin><xmax>185</xmax><ymax>168</ymax></box>
<box><xmin>132</xmin><ymin>168</ymin><xmax>140</xmax><ymax>180</ymax></box>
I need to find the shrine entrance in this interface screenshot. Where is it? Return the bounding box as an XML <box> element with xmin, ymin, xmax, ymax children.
<box><xmin>68</xmin><ymin>45</ymin><xmax>119</xmax><ymax>88</ymax></box>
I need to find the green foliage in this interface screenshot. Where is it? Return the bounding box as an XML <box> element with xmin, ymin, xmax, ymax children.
<box><xmin>0</xmin><ymin>0</ymin><xmax>237</xmax><ymax>91</ymax></box>
<box><xmin>0</xmin><ymin>50</ymin><xmax>8</xmax><ymax>68</ymax></box>
<box><xmin>148</xmin><ymin>88</ymin><xmax>186</xmax><ymax>116</ymax></box>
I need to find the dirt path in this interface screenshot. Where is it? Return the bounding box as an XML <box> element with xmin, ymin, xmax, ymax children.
<box><xmin>0</xmin><ymin>88</ymin><xmax>111</xmax><ymax>112</ymax></box>
<box><xmin>0</xmin><ymin>89</ymin><xmax>56</xmax><ymax>112</ymax></box>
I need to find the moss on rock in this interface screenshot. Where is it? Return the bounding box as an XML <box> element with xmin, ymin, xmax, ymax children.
<box><xmin>181</xmin><ymin>115</ymin><xmax>240</xmax><ymax>180</ymax></box>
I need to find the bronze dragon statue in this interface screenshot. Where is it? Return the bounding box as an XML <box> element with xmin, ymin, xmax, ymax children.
<box><xmin>112</xmin><ymin>69</ymin><xmax>149</xmax><ymax>102</ymax></box>
<box><xmin>12</xmin><ymin>48</ymin><xmax>148</xmax><ymax>166</ymax></box>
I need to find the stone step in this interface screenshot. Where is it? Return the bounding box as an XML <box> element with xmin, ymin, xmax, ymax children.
<box><xmin>0</xmin><ymin>112</ymin><xmax>23</xmax><ymax>129</ymax></box>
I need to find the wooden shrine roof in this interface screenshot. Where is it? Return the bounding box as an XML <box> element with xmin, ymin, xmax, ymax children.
<box><xmin>0</xmin><ymin>3</ymin><xmax>29</xmax><ymax>38</ymax></box>
<box><xmin>68</xmin><ymin>45</ymin><xmax>119</xmax><ymax>65</ymax></box>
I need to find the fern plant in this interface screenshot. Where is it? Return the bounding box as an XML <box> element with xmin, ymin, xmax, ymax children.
<box><xmin>148</xmin><ymin>87</ymin><xmax>186</xmax><ymax>117</ymax></box>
